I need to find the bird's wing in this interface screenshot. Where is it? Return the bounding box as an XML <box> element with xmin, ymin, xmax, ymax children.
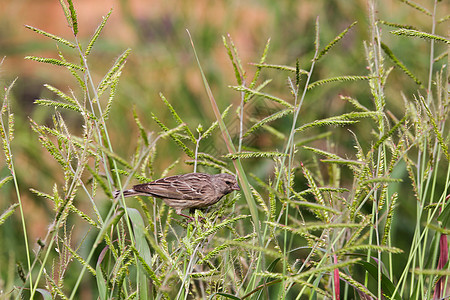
<box><xmin>132</xmin><ymin>173</ymin><xmax>214</xmax><ymax>200</ymax></box>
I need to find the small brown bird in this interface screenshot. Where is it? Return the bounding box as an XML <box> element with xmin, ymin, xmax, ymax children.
<box><xmin>114</xmin><ymin>173</ymin><xmax>240</xmax><ymax>217</ymax></box>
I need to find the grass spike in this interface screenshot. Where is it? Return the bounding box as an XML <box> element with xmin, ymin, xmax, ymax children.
<box><xmin>85</xmin><ymin>8</ymin><xmax>113</xmax><ymax>56</ymax></box>
<box><xmin>246</xmin><ymin>38</ymin><xmax>271</xmax><ymax>100</ymax></box>
<box><xmin>25</xmin><ymin>25</ymin><xmax>76</xmax><ymax>48</ymax></box>
<box><xmin>380</xmin><ymin>42</ymin><xmax>423</xmax><ymax>87</ymax></box>
<box><xmin>230</xmin><ymin>85</ymin><xmax>293</xmax><ymax>108</ymax></box>
<box><xmin>378</xmin><ymin>20</ymin><xmax>418</xmax><ymax>30</ymax></box>
<box><xmin>159</xmin><ymin>92</ymin><xmax>196</xmax><ymax>142</ymax></box>
<box><xmin>296</xmin><ymin>111</ymin><xmax>380</xmax><ymax>133</ymax></box>
<box><xmin>417</xmin><ymin>95</ymin><xmax>449</xmax><ymax>161</ymax></box>
<box><xmin>316</xmin><ymin>21</ymin><xmax>357</xmax><ymax>61</ymax></box>
<box><xmin>307</xmin><ymin>75</ymin><xmax>369</xmax><ymax>90</ymax></box>
<box><xmin>0</xmin><ymin>203</ymin><xmax>19</xmax><ymax>226</ymax></box>
<box><xmin>390</xmin><ymin>29</ymin><xmax>450</xmax><ymax>44</ymax></box>
<box><xmin>24</xmin><ymin>56</ymin><xmax>84</xmax><ymax>71</ymax></box>
<box><xmin>151</xmin><ymin>113</ymin><xmax>195</xmax><ymax>158</ymax></box>
<box><xmin>244</xmin><ymin>108</ymin><xmax>293</xmax><ymax>138</ymax></box>
<box><xmin>58</xmin><ymin>0</ymin><xmax>71</xmax><ymax>26</ymax></box>
<box><xmin>223</xmin><ymin>35</ymin><xmax>243</xmax><ymax>85</ymax></box>
<box><xmin>97</xmin><ymin>48</ymin><xmax>131</xmax><ymax>96</ymax></box>
<box><xmin>399</xmin><ymin>0</ymin><xmax>431</xmax><ymax>15</ymax></box>
<box><xmin>67</xmin><ymin>0</ymin><xmax>78</xmax><ymax>35</ymax></box>
<box><xmin>133</xmin><ymin>107</ymin><xmax>149</xmax><ymax>147</ymax></box>
<box><xmin>225</xmin><ymin>151</ymin><xmax>288</xmax><ymax>160</ymax></box>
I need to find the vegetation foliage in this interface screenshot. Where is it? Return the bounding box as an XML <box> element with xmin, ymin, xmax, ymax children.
<box><xmin>0</xmin><ymin>0</ymin><xmax>448</xmax><ymax>299</ymax></box>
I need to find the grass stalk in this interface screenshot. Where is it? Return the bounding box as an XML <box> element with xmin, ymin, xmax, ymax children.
<box><xmin>1</xmin><ymin>78</ymin><xmax>34</xmax><ymax>296</ymax></box>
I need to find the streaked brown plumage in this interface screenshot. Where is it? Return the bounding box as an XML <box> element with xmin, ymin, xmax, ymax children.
<box><xmin>113</xmin><ymin>173</ymin><xmax>240</xmax><ymax>216</ymax></box>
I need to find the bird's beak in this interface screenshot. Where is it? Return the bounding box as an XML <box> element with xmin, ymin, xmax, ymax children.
<box><xmin>234</xmin><ymin>183</ymin><xmax>241</xmax><ymax>191</ymax></box>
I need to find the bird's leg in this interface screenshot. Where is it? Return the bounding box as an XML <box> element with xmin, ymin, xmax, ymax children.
<box><xmin>176</xmin><ymin>210</ymin><xmax>195</xmax><ymax>222</ymax></box>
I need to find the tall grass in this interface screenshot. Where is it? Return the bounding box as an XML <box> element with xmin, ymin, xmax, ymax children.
<box><xmin>0</xmin><ymin>0</ymin><xmax>448</xmax><ymax>299</ymax></box>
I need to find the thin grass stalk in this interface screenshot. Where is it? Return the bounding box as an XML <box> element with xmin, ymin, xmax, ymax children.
<box><xmin>422</xmin><ymin>131</ymin><xmax>449</xmax><ymax>297</ymax></box>
<box><xmin>175</xmin><ymin>233</ymin><xmax>203</xmax><ymax>300</ymax></box>
<box><xmin>422</xmin><ymin>172</ymin><xmax>438</xmax><ymax>297</ymax></box>
<box><xmin>415</xmin><ymin>150</ymin><xmax>427</xmax><ymax>296</ymax></box>
<box><xmin>392</xmin><ymin>171</ymin><xmax>447</xmax><ymax>297</ymax></box>
<box><xmin>28</xmin><ymin>127</ymin><xmax>95</xmax><ymax>299</ymax></box>
<box><xmin>186</xmin><ymin>31</ymin><xmax>260</xmax><ymax>242</ymax></box>
<box><xmin>416</xmin><ymin>2</ymin><xmax>439</xmax><ymax>295</ymax></box>
<box><xmin>95</xmin><ymin>132</ymin><xmax>170</xmax><ymax>298</ymax></box>
<box><xmin>296</xmin><ymin>239</ymin><xmax>336</xmax><ymax>298</ymax></box>
<box><xmin>27</xmin><ymin>163</ymin><xmax>81</xmax><ymax>297</ymax></box>
<box><xmin>238</xmin><ymin>78</ymin><xmax>246</xmax><ymax>154</ymax></box>
<box><xmin>422</xmin><ymin>0</ymin><xmax>444</xmax><ymax>296</ymax></box>
<box><xmin>294</xmin><ymin>224</ymin><xmax>349</xmax><ymax>298</ymax></box>
<box><xmin>193</xmin><ymin>133</ymin><xmax>201</xmax><ymax>173</ymax></box>
<box><xmin>416</xmin><ymin>132</ymin><xmax>439</xmax><ymax>297</ymax></box>
<box><xmin>366</xmin><ymin>2</ymin><xmax>389</xmax><ymax>298</ymax></box>
<box><xmin>25</xmin><ymin>109</ymin><xmax>97</xmax><ymax>298</ymax></box>
<box><xmin>426</xmin><ymin>0</ymin><xmax>438</xmax><ymax>105</ymax></box>
<box><xmin>186</xmin><ymin>32</ymin><xmax>265</xmax><ymax>299</ymax></box>
<box><xmin>393</xmin><ymin>0</ymin><xmax>443</xmax><ymax>297</ymax></box>
<box><xmin>20</xmin><ymin>7</ymin><xmax>135</xmax><ymax>297</ymax></box>
<box><xmin>1</xmin><ymin>79</ymin><xmax>34</xmax><ymax>295</ymax></box>
<box><xmin>67</xmin><ymin>40</ymin><xmax>139</xmax><ymax>300</ymax></box>
<box><xmin>277</xmin><ymin>17</ymin><xmax>320</xmax><ymax>298</ymax></box>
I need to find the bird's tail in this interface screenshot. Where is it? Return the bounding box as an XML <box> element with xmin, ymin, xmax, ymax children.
<box><xmin>113</xmin><ymin>189</ymin><xmax>139</xmax><ymax>199</ymax></box>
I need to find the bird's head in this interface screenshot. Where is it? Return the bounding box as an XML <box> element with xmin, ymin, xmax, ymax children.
<box><xmin>213</xmin><ymin>173</ymin><xmax>240</xmax><ymax>195</ymax></box>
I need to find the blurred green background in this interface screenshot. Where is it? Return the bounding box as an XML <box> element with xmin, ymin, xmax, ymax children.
<box><xmin>0</xmin><ymin>0</ymin><xmax>448</xmax><ymax>297</ymax></box>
